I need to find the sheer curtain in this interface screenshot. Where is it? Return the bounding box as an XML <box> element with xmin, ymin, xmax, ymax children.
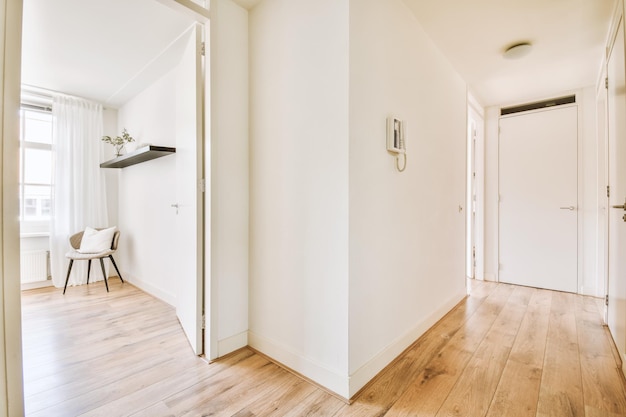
<box><xmin>50</xmin><ymin>94</ymin><xmax>109</xmax><ymax>288</ymax></box>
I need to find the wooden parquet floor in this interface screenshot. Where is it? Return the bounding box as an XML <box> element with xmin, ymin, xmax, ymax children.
<box><xmin>21</xmin><ymin>278</ymin><xmax>626</xmax><ymax>416</ymax></box>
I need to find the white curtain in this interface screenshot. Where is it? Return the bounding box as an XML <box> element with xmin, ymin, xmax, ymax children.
<box><xmin>50</xmin><ymin>94</ymin><xmax>109</xmax><ymax>288</ymax></box>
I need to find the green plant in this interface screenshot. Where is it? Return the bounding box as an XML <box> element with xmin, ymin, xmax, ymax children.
<box><xmin>101</xmin><ymin>128</ymin><xmax>135</xmax><ymax>147</ymax></box>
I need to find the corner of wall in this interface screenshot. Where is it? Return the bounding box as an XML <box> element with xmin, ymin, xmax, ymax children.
<box><xmin>218</xmin><ymin>331</ymin><xmax>248</xmax><ymax>357</ymax></box>
<box><xmin>248</xmin><ymin>331</ymin><xmax>350</xmax><ymax>400</ymax></box>
<box><xmin>247</xmin><ymin>0</ymin><xmax>350</xmax><ymax>397</ymax></box>
<box><xmin>347</xmin><ymin>289</ymin><xmax>466</xmax><ymax>399</ymax></box>
<box><xmin>347</xmin><ymin>0</ymin><xmax>468</xmax><ymax>398</ymax></box>
<box><xmin>209</xmin><ymin>0</ymin><xmax>250</xmax><ymax>360</ymax></box>
<box><xmin>125</xmin><ymin>273</ymin><xmax>176</xmax><ymax>306</ymax></box>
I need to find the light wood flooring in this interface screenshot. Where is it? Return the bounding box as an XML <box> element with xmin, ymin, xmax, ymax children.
<box><xmin>21</xmin><ymin>278</ymin><xmax>626</xmax><ymax>416</ymax></box>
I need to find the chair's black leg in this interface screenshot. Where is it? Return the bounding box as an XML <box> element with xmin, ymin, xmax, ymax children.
<box><xmin>99</xmin><ymin>258</ymin><xmax>109</xmax><ymax>292</ymax></box>
<box><xmin>63</xmin><ymin>259</ymin><xmax>74</xmax><ymax>295</ymax></box>
<box><xmin>87</xmin><ymin>260</ymin><xmax>92</xmax><ymax>284</ymax></box>
<box><xmin>109</xmin><ymin>255</ymin><xmax>124</xmax><ymax>283</ymax></box>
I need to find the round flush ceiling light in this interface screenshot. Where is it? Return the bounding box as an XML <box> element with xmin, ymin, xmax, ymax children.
<box><xmin>503</xmin><ymin>42</ymin><xmax>533</xmax><ymax>59</ymax></box>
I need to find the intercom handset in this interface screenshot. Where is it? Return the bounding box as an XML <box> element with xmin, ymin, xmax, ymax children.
<box><xmin>387</xmin><ymin>117</ymin><xmax>406</xmax><ymax>153</ymax></box>
<box><xmin>387</xmin><ymin>116</ymin><xmax>407</xmax><ymax>172</ymax></box>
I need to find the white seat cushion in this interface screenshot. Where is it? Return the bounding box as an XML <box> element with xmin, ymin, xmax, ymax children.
<box><xmin>66</xmin><ymin>249</ymin><xmax>115</xmax><ymax>260</ymax></box>
<box><xmin>78</xmin><ymin>226</ymin><xmax>117</xmax><ymax>254</ymax></box>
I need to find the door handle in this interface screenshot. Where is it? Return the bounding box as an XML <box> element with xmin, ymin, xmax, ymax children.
<box><xmin>612</xmin><ymin>198</ymin><xmax>626</xmax><ymax>210</ymax></box>
<box><xmin>560</xmin><ymin>206</ymin><xmax>576</xmax><ymax>211</ymax></box>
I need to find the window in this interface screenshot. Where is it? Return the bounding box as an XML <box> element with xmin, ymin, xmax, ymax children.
<box><xmin>19</xmin><ymin>108</ymin><xmax>53</xmax><ymax>235</ymax></box>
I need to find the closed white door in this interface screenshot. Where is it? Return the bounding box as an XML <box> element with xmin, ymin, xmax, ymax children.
<box><xmin>607</xmin><ymin>16</ymin><xmax>626</xmax><ymax>366</ymax></box>
<box><xmin>499</xmin><ymin>105</ymin><xmax>578</xmax><ymax>293</ymax></box>
<box><xmin>175</xmin><ymin>24</ymin><xmax>204</xmax><ymax>355</ymax></box>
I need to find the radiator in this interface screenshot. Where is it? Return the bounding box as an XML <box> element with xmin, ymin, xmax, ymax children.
<box><xmin>20</xmin><ymin>250</ymin><xmax>50</xmax><ymax>283</ymax></box>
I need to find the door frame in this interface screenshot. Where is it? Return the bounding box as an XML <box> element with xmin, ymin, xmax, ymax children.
<box><xmin>467</xmin><ymin>94</ymin><xmax>485</xmax><ymax>281</ymax></box>
<box><xmin>467</xmin><ymin>117</ymin><xmax>476</xmax><ymax>279</ymax></box>
<box><xmin>603</xmin><ymin>0</ymin><xmax>624</xmax><ymax>326</ymax></box>
<box><xmin>1</xmin><ymin>0</ymin><xmax>25</xmax><ymax>414</ymax></box>
<box><xmin>597</xmin><ymin>66</ymin><xmax>609</xmax><ymax>323</ymax></box>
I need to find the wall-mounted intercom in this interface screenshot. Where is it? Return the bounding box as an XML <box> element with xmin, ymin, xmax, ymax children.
<box><xmin>387</xmin><ymin>116</ymin><xmax>407</xmax><ymax>172</ymax></box>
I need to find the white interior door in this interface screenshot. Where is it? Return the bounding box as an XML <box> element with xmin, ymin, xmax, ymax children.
<box><xmin>175</xmin><ymin>24</ymin><xmax>204</xmax><ymax>355</ymax></box>
<box><xmin>607</xmin><ymin>16</ymin><xmax>626</xmax><ymax>366</ymax></box>
<box><xmin>499</xmin><ymin>105</ymin><xmax>578</xmax><ymax>293</ymax></box>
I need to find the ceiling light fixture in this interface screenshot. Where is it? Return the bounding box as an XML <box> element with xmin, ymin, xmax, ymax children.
<box><xmin>503</xmin><ymin>42</ymin><xmax>533</xmax><ymax>60</ymax></box>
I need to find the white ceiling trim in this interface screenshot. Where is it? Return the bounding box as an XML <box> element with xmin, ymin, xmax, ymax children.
<box><xmin>154</xmin><ymin>0</ymin><xmax>210</xmax><ymax>22</ymax></box>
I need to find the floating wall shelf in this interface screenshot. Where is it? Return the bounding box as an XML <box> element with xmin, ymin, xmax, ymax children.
<box><xmin>100</xmin><ymin>145</ymin><xmax>176</xmax><ymax>168</ymax></box>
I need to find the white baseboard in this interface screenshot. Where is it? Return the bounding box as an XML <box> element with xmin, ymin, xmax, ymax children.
<box><xmin>248</xmin><ymin>331</ymin><xmax>349</xmax><ymax>400</ymax></box>
<box><xmin>125</xmin><ymin>274</ymin><xmax>176</xmax><ymax>306</ymax></box>
<box><xmin>580</xmin><ymin>285</ymin><xmax>601</xmax><ymax>297</ymax></box>
<box><xmin>21</xmin><ymin>280</ymin><xmax>54</xmax><ymax>291</ymax></box>
<box><xmin>218</xmin><ymin>331</ymin><xmax>248</xmax><ymax>357</ymax></box>
<box><xmin>484</xmin><ymin>272</ymin><xmax>497</xmax><ymax>282</ymax></box>
<box><xmin>249</xmin><ymin>290</ymin><xmax>467</xmax><ymax>401</ymax></box>
<box><xmin>347</xmin><ymin>289</ymin><xmax>467</xmax><ymax>398</ymax></box>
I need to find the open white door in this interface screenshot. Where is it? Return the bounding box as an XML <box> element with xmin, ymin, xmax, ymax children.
<box><xmin>175</xmin><ymin>24</ymin><xmax>204</xmax><ymax>355</ymax></box>
<box><xmin>607</xmin><ymin>15</ymin><xmax>626</xmax><ymax>367</ymax></box>
<box><xmin>499</xmin><ymin>105</ymin><xmax>578</xmax><ymax>293</ymax></box>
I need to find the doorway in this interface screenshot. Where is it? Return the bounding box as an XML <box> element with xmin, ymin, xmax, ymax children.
<box><xmin>19</xmin><ymin>0</ymin><xmax>208</xmax><ymax>354</ymax></box>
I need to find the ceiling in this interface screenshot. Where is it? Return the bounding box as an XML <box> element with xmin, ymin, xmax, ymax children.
<box><xmin>21</xmin><ymin>0</ymin><xmax>196</xmax><ymax>107</ymax></box>
<box><xmin>403</xmin><ymin>0</ymin><xmax>617</xmax><ymax>107</ymax></box>
<box><xmin>22</xmin><ymin>0</ymin><xmax>617</xmax><ymax>109</ymax></box>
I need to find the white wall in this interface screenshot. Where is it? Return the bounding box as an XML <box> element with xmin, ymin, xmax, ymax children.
<box><xmin>249</xmin><ymin>0</ymin><xmax>468</xmax><ymax>399</ymax></box>
<box><xmin>208</xmin><ymin>0</ymin><xmax>250</xmax><ymax>358</ymax></box>
<box><xmin>348</xmin><ymin>0</ymin><xmax>467</xmax><ymax>396</ymax></box>
<box><xmin>249</xmin><ymin>0</ymin><xmax>350</xmax><ymax>398</ymax></box>
<box><xmin>116</xmin><ymin>69</ymin><xmax>178</xmax><ymax>304</ymax></box>
<box><xmin>484</xmin><ymin>87</ymin><xmax>601</xmax><ymax>296</ymax></box>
